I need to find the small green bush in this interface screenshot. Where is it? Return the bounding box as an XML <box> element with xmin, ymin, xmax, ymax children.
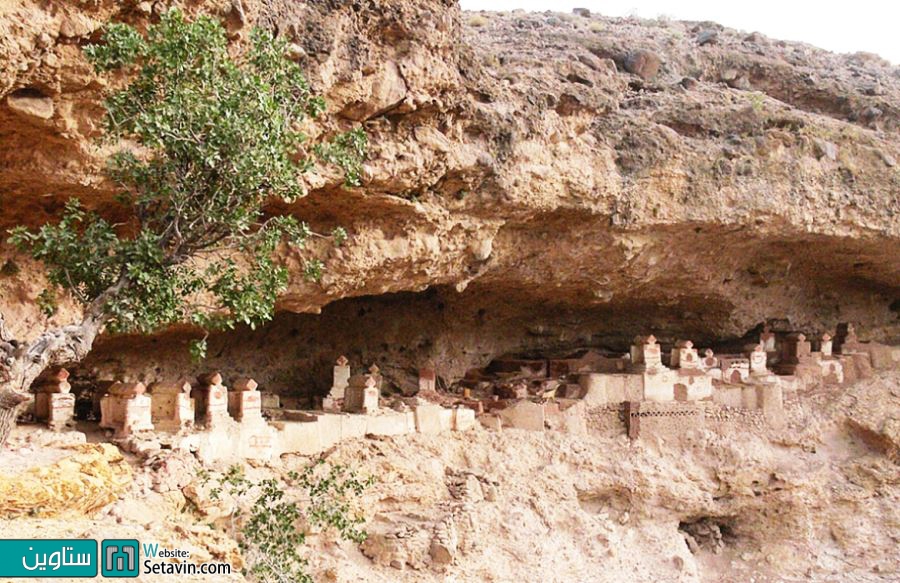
<box><xmin>202</xmin><ymin>459</ymin><xmax>374</xmax><ymax>583</ymax></box>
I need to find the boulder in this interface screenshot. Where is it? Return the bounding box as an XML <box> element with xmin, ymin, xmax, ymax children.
<box><xmin>624</xmin><ymin>50</ymin><xmax>661</xmax><ymax>80</ymax></box>
<box><xmin>7</xmin><ymin>91</ymin><xmax>53</xmax><ymax>121</ymax></box>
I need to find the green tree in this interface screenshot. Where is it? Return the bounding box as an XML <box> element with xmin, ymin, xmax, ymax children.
<box><xmin>0</xmin><ymin>9</ymin><xmax>365</xmax><ymax>447</ymax></box>
<box><xmin>202</xmin><ymin>459</ymin><xmax>373</xmax><ymax>583</ymax></box>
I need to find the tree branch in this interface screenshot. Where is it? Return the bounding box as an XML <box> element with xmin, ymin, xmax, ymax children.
<box><xmin>4</xmin><ymin>275</ymin><xmax>126</xmax><ymax>394</ymax></box>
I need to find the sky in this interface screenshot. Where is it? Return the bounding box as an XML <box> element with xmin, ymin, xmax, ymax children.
<box><xmin>459</xmin><ymin>0</ymin><xmax>900</xmax><ymax>64</ymax></box>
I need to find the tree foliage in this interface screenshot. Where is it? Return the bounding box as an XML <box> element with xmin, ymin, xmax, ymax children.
<box><xmin>201</xmin><ymin>459</ymin><xmax>373</xmax><ymax>583</ymax></box>
<box><xmin>8</xmin><ymin>10</ymin><xmax>365</xmax><ymax>358</ymax></box>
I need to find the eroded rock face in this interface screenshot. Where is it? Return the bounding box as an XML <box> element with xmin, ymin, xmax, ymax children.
<box><xmin>0</xmin><ymin>2</ymin><xmax>898</xmax><ymax>380</ymax></box>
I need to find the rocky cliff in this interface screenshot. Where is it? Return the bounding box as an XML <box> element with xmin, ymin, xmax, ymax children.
<box><xmin>1</xmin><ymin>1</ymin><xmax>898</xmax><ymax>393</ymax></box>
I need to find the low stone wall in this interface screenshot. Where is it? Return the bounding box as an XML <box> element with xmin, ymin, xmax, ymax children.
<box><xmin>175</xmin><ymin>404</ymin><xmax>476</xmax><ymax>463</ymax></box>
<box><xmin>487</xmin><ymin>399</ymin><xmax>587</xmax><ymax>434</ymax></box>
<box><xmin>626</xmin><ymin>401</ymin><xmax>705</xmax><ymax>440</ymax></box>
<box><xmin>274</xmin><ymin>406</ymin><xmax>475</xmax><ymax>457</ymax></box>
<box><xmin>704</xmin><ymin>406</ymin><xmax>768</xmax><ymax>432</ymax></box>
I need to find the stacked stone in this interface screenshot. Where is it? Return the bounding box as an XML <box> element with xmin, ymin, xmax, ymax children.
<box><xmin>34</xmin><ymin>368</ymin><xmax>75</xmax><ymax>431</ymax></box>
<box><xmin>343</xmin><ymin>374</ymin><xmax>379</xmax><ymax>414</ymax></box>
<box><xmin>150</xmin><ymin>379</ymin><xmax>194</xmax><ymax>432</ymax></box>
<box><xmin>323</xmin><ymin>356</ymin><xmax>350</xmax><ymax>412</ymax></box>
<box><xmin>670</xmin><ymin>340</ymin><xmax>699</xmax><ymax>369</ymax></box>
<box><xmin>100</xmin><ymin>381</ymin><xmax>154</xmax><ymax>437</ymax></box>
<box><xmin>228</xmin><ymin>378</ymin><xmax>264</xmax><ymax>423</ymax></box>
<box><xmin>820</xmin><ymin>333</ymin><xmax>833</xmax><ymax>357</ymax></box>
<box><xmin>834</xmin><ymin>322</ymin><xmax>862</xmax><ymax>354</ymax></box>
<box><xmin>194</xmin><ymin>372</ymin><xmax>233</xmax><ymax>428</ymax></box>
<box><xmin>630</xmin><ymin>335</ymin><xmax>664</xmax><ymax>373</ymax></box>
<box><xmin>748</xmin><ymin>344</ymin><xmax>768</xmax><ymax>376</ymax></box>
<box><xmin>418</xmin><ymin>362</ymin><xmax>437</xmax><ymax>393</ymax></box>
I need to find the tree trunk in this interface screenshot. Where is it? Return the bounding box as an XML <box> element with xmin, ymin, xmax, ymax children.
<box><xmin>0</xmin><ymin>308</ymin><xmax>106</xmax><ymax>449</ymax></box>
<box><xmin>0</xmin><ymin>407</ymin><xmax>16</xmax><ymax>446</ymax></box>
<box><xmin>0</xmin><ymin>384</ymin><xmax>29</xmax><ymax>447</ymax></box>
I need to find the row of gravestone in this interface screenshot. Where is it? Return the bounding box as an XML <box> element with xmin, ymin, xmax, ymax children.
<box><xmin>33</xmin><ymin>370</ymin><xmax>265</xmax><ymax>437</ymax></box>
<box><xmin>321</xmin><ymin>356</ymin><xmax>438</xmax><ymax>413</ymax></box>
<box><xmin>32</xmin><ymin>356</ymin><xmax>442</xmax><ymax>435</ymax></box>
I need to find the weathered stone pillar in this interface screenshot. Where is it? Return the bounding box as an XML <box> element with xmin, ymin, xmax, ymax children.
<box><xmin>101</xmin><ymin>382</ymin><xmax>153</xmax><ymax>436</ymax></box>
<box><xmin>34</xmin><ymin>368</ymin><xmax>75</xmax><ymax>431</ymax></box>
<box><xmin>150</xmin><ymin>379</ymin><xmax>194</xmax><ymax>432</ymax></box>
<box><xmin>229</xmin><ymin>378</ymin><xmax>263</xmax><ymax>423</ymax></box>
<box><xmin>194</xmin><ymin>372</ymin><xmax>232</xmax><ymax>428</ymax></box>
<box><xmin>344</xmin><ymin>374</ymin><xmax>379</xmax><ymax>414</ymax></box>
<box><xmin>748</xmin><ymin>344</ymin><xmax>768</xmax><ymax>376</ymax></box>
<box><xmin>323</xmin><ymin>356</ymin><xmax>351</xmax><ymax>411</ymax></box>
<box><xmin>759</xmin><ymin>324</ymin><xmax>776</xmax><ymax>352</ymax></box>
<box><xmin>671</xmin><ymin>340</ymin><xmax>699</xmax><ymax>369</ymax></box>
<box><xmin>418</xmin><ymin>362</ymin><xmax>437</xmax><ymax>393</ymax></box>
<box><xmin>820</xmin><ymin>333</ymin><xmax>833</xmax><ymax>357</ymax></box>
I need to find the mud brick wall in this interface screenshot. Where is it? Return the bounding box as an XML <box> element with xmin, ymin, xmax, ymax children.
<box><xmin>630</xmin><ymin>401</ymin><xmax>705</xmax><ymax>439</ymax></box>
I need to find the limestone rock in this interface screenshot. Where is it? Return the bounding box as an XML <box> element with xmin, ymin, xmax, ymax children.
<box><xmin>340</xmin><ymin>61</ymin><xmax>408</xmax><ymax>121</ymax></box>
<box><xmin>7</xmin><ymin>91</ymin><xmax>53</xmax><ymax>121</ymax></box>
<box><xmin>813</xmin><ymin>138</ymin><xmax>839</xmax><ymax>161</ymax></box>
<box><xmin>624</xmin><ymin>49</ymin><xmax>661</xmax><ymax>80</ymax></box>
<box><xmin>697</xmin><ymin>29</ymin><xmax>719</xmax><ymax>46</ymax></box>
<box><xmin>58</xmin><ymin>13</ymin><xmax>96</xmax><ymax>38</ymax></box>
<box><xmin>1</xmin><ymin>0</ymin><xmax>899</xmax><ymax>402</ymax></box>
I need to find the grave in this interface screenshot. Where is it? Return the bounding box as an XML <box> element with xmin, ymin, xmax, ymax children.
<box><xmin>193</xmin><ymin>372</ymin><xmax>233</xmax><ymax>428</ymax></box>
<box><xmin>369</xmin><ymin>364</ymin><xmax>384</xmax><ymax>391</ymax></box>
<box><xmin>34</xmin><ymin>368</ymin><xmax>75</xmax><ymax>431</ymax></box>
<box><xmin>834</xmin><ymin>322</ymin><xmax>862</xmax><ymax>354</ymax></box>
<box><xmin>820</xmin><ymin>333</ymin><xmax>833</xmax><ymax>357</ymax></box>
<box><xmin>498</xmin><ymin>400</ymin><xmax>545</xmax><ymax>431</ymax></box>
<box><xmin>150</xmin><ymin>379</ymin><xmax>194</xmax><ymax>432</ymax></box>
<box><xmin>675</xmin><ymin>369</ymin><xmax>713</xmax><ymax>400</ymax></box>
<box><xmin>670</xmin><ymin>340</ymin><xmax>700</xmax><ymax>369</ymax></box>
<box><xmin>760</xmin><ymin>325</ymin><xmax>776</xmax><ymax>352</ymax></box>
<box><xmin>719</xmin><ymin>356</ymin><xmax>750</xmax><ymax>384</ymax></box>
<box><xmin>323</xmin><ymin>355</ymin><xmax>351</xmax><ymax>411</ymax></box>
<box><xmin>228</xmin><ymin>378</ymin><xmax>264</xmax><ymax>423</ymax></box>
<box><xmin>642</xmin><ymin>368</ymin><xmax>677</xmax><ymax>402</ymax></box>
<box><xmin>419</xmin><ymin>362</ymin><xmax>437</xmax><ymax>393</ymax></box>
<box><xmin>344</xmin><ymin>374</ymin><xmax>379</xmax><ymax>414</ymax></box>
<box><xmin>414</xmin><ymin>403</ymin><xmax>445</xmax><ymax>434</ymax></box>
<box><xmin>776</xmin><ymin>333</ymin><xmax>815</xmax><ymax>375</ymax></box>
<box><xmin>749</xmin><ymin>344</ymin><xmax>768</xmax><ymax>376</ymax></box>
<box><xmin>631</xmin><ymin>335</ymin><xmax>664</xmax><ymax>373</ymax></box>
<box><xmin>100</xmin><ymin>381</ymin><xmax>154</xmax><ymax>437</ymax></box>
